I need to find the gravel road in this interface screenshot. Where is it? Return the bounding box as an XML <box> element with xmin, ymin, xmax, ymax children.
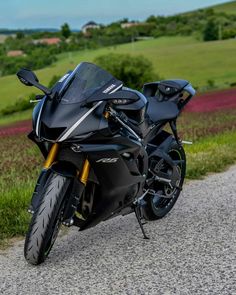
<box><xmin>0</xmin><ymin>166</ymin><xmax>236</xmax><ymax>295</ymax></box>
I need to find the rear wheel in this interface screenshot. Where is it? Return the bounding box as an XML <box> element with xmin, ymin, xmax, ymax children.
<box><xmin>24</xmin><ymin>172</ymin><xmax>71</xmax><ymax>265</ymax></box>
<box><xmin>143</xmin><ymin>142</ymin><xmax>186</xmax><ymax>220</ymax></box>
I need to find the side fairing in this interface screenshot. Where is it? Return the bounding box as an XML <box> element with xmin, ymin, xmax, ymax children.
<box><xmin>77</xmin><ymin>138</ymin><xmax>147</xmax><ymax>230</ymax></box>
<box><xmin>38</xmin><ymin>99</ymin><xmax>108</xmax><ymax>141</ymax></box>
<box><xmin>32</xmin><ymin>98</ymin><xmax>45</xmax><ymax>132</ymax></box>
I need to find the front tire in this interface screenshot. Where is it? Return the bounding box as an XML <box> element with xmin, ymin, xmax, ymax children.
<box><xmin>24</xmin><ymin>172</ymin><xmax>71</xmax><ymax>265</ymax></box>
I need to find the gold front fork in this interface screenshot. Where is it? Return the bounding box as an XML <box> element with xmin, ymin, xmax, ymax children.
<box><xmin>79</xmin><ymin>159</ymin><xmax>90</xmax><ymax>185</ymax></box>
<box><xmin>43</xmin><ymin>143</ymin><xmax>59</xmax><ymax>169</ymax></box>
<box><xmin>43</xmin><ymin>143</ymin><xmax>90</xmax><ymax>185</ymax></box>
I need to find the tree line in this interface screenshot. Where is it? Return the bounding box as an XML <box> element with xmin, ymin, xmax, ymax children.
<box><xmin>0</xmin><ymin>7</ymin><xmax>235</xmax><ymax>76</ymax></box>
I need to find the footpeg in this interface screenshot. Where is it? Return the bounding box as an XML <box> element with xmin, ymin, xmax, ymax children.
<box><xmin>27</xmin><ymin>205</ymin><xmax>35</xmax><ymax>214</ymax></box>
<box><xmin>181</xmin><ymin>140</ymin><xmax>193</xmax><ymax>145</ymax></box>
<box><xmin>62</xmin><ymin>218</ymin><xmax>74</xmax><ymax>227</ymax></box>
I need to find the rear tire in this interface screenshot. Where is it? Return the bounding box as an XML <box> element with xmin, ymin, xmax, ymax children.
<box><xmin>143</xmin><ymin>142</ymin><xmax>186</xmax><ymax>220</ymax></box>
<box><xmin>24</xmin><ymin>172</ymin><xmax>71</xmax><ymax>265</ymax></box>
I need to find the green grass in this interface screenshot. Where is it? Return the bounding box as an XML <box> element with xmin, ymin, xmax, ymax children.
<box><xmin>0</xmin><ymin>109</ymin><xmax>32</xmax><ymax>126</ymax></box>
<box><xmin>0</xmin><ymin>135</ymin><xmax>41</xmax><ymax>243</ymax></box>
<box><xmin>186</xmin><ymin>131</ymin><xmax>236</xmax><ymax>179</ymax></box>
<box><xmin>0</xmin><ymin>181</ymin><xmax>34</xmax><ymax>242</ymax></box>
<box><xmin>212</xmin><ymin>0</ymin><xmax>236</xmax><ymax>15</ymax></box>
<box><xmin>1</xmin><ymin>36</ymin><xmax>236</xmax><ymax>114</ymax></box>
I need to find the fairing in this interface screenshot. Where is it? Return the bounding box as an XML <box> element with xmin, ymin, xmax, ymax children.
<box><xmin>35</xmin><ymin>62</ymin><xmax>123</xmax><ymax>141</ymax></box>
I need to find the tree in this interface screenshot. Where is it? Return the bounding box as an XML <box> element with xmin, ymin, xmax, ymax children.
<box><xmin>94</xmin><ymin>53</ymin><xmax>159</xmax><ymax>89</ymax></box>
<box><xmin>61</xmin><ymin>23</ymin><xmax>71</xmax><ymax>39</ymax></box>
<box><xmin>146</xmin><ymin>15</ymin><xmax>157</xmax><ymax>24</ymax></box>
<box><xmin>203</xmin><ymin>20</ymin><xmax>218</xmax><ymax>41</ymax></box>
<box><xmin>16</xmin><ymin>31</ymin><xmax>25</xmax><ymax>39</ymax></box>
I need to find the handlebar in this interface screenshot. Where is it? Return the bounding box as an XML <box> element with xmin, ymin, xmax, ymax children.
<box><xmin>183</xmin><ymin>84</ymin><xmax>196</xmax><ymax>96</ymax></box>
<box><xmin>178</xmin><ymin>83</ymin><xmax>196</xmax><ymax>110</ymax></box>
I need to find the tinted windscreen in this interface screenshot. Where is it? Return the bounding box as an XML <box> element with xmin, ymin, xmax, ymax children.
<box><xmin>60</xmin><ymin>62</ymin><xmax>114</xmax><ymax>104</ymax></box>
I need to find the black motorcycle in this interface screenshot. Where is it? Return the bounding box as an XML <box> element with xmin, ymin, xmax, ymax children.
<box><xmin>17</xmin><ymin>62</ymin><xmax>195</xmax><ymax>265</ymax></box>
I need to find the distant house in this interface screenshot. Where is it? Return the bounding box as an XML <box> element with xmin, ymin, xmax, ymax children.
<box><xmin>7</xmin><ymin>50</ymin><xmax>25</xmax><ymax>57</ymax></box>
<box><xmin>33</xmin><ymin>37</ymin><xmax>61</xmax><ymax>46</ymax></box>
<box><xmin>121</xmin><ymin>22</ymin><xmax>141</xmax><ymax>29</ymax></box>
<box><xmin>0</xmin><ymin>34</ymin><xmax>7</xmax><ymax>44</ymax></box>
<box><xmin>82</xmin><ymin>21</ymin><xmax>100</xmax><ymax>34</ymax></box>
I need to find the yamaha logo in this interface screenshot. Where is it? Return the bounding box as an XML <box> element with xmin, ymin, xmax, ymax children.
<box><xmin>102</xmin><ymin>84</ymin><xmax>116</xmax><ymax>93</ymax></box>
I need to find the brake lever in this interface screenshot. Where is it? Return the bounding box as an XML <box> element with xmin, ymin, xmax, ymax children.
<box><xmin>108</xmin><ymin>108</ymin><xmax>142</xmax><ymax>143</ymax></box>
<box><xmin>30</xmin><ymin>100</ymin><xmax>41</xmax><ymax>103</ymax></box>
<box><xmin>30</xmin><ymin>94</ymin><xmax>45</xmax><ymax>103</ymax></box>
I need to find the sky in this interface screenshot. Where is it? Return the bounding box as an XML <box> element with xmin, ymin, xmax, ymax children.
<box><xmin>0</xmin><ymin>0</ymin><xmax>231</xmax><ymax>30</ymax></box>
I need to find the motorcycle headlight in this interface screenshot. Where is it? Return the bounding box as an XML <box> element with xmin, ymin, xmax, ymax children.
<box><xmin>112</xmin><ymin>99</ymin><xmax>131</xmax><ymax>105</ymax></box>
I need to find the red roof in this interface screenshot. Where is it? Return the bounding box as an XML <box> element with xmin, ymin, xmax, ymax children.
<box><xmin>40</xmin><ymin>38</ymin><xmax>61</xmax><ymax>45</ymax></box>
<box><xmin>7</xmin><ymin>50</ymin><xmax>24</xmax><ymax>57</ymax></box>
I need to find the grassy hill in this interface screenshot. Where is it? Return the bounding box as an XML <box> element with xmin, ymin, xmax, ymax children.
<box><xmin>0</xmin><ymin>35</ymin><xmax>236</xmax><ymax>122</ymax></box>
<box><xmin>211</xmin><ymin>0</ymin><xmax>236</xmax><ymax>14</ymax></box>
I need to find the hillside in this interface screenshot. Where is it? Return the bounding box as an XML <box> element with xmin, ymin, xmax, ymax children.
<box><xmin>211</xmin><ymin>0</ymin><xmax>236</xmax><ymax>14</ymax></box>
<box><xmin>0</xmin><ymin>36</ymin><xmax>236</xmax><ymax>113</ymax></box>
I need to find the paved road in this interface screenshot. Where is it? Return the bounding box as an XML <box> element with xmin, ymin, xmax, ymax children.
<box><xmin>0</xmin><ymin>166</ymin><xmax>236</xmax><ymax>295</ymax></box>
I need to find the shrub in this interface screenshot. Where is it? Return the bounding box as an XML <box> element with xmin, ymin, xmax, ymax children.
<box><xmin>203</xmin><ymin>20</ymin><xmax>219</xmax><ymax>41</ymax></box>
<box><xmin>207</xmin><ymin>79</ymin><xmax>216</xmax><ymax>89</ymax></box>
<box><xmin>94</xmin><ymin>53</ymin><xmax>159</xmax><ymax>89</ymax></box>
<box><xmin>48</xmin><ymin>75</ymin><xmax>61</xmax><ymax>88</ymax></box>
<box><xmin>0</xmin><ymin>94</ymin><xmax>35</xmax><ymax>116</ymax></box>
<box><xmin>230</xmin><ymin>82</ymin><xmax>236</xmax><ymax>87</ymax></box>
<box><xmin>0</xmin><ymin>49</ymin><xmax>57</xmax><ymax>77</ymax></box>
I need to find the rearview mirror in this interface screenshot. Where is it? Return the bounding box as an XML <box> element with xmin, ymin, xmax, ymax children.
<box><xmin>16</xmin><ymin>68</ymin><xmax>51</xmax><ymax>96</ymax></box>
<box><xmin>17</xmin><ymin>68</ymin><xmax>39</xmax><ymax>86</ymax></box>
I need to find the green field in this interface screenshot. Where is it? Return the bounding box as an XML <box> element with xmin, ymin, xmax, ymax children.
<box><xmin>0</xmin><ymin>109</ymin><xmax>32</xmax><ymax>126</ymax></box>
<box><xmin>212</xmin><ymin>0</ymin><xmax>236</xmax><ymax>14</ymax></box>
<box><xmin>1</xmin><ymin>36</ymin><xmax>236</xmax><ymax>116</ymax></box>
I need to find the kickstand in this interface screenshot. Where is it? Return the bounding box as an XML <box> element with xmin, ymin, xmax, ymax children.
<box><xmin>134</xmin><ymin>206</ymin><xmax>149</xmax><ymax>240</ymax></box>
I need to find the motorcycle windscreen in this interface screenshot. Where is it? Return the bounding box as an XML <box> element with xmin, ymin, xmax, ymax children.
<box><xmin>37</xmin><ymin>62</ymin><xmax>122</xmax><ymax>141</ymax></box>
<box><xmin>59</xmin><ymin>62</ymin><xmax>119</xmax><ymax>104</ymax></box>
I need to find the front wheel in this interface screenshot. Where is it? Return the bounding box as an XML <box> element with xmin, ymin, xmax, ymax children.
<box><xmin>24</xmin><ymin>172</ymin><xmax>71</xmax><ymax>265</ymax></box>
<box><xmin>143</xmin><ymin>142</ymin><xmax>186</xmax><ymax>220</ymax></box>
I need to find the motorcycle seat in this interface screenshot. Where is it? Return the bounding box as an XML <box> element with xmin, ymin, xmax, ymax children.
<box><xmin>143</xmin><ymin>79</ymin><xmax>189</xmax><ymax>98</ymax></box>
<box><xmin>142</xmin><ymin>79</ymin><xmax>189</xmax><ymax>123</ymax></box>
<box><xmin>146</xmin><ymin>97</ymin><xmax>180</xmax><ymax>123</ymax></box>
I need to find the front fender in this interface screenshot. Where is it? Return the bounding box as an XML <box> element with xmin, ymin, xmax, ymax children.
<box><xmin>28</xmin><ymin>169</ymin><xmax>51</xmax><ymax>213</ymax></box>
<box><xmin>50</xmin><ymin>161</ymin><xmax>77</xmax><ymax>178</ymax></box>
<box><xmin>29</xmin><ymin>162</ymin><xmax>77</xmax><ymax>214</ymax></box>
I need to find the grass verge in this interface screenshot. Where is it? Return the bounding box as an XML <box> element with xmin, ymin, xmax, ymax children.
<box><xmin>0</xmin><ymin>181</ymin><xmax>34</xmax><ymax>243</ymax></box>
<box><xmin>0</xmin><ymin>109</ymin><xmax>32</xmax><ymax>126</ymax></box>
<box><xmin>186</xmin><ymin>131</ymin><xmax>236</xmax><ymax>179</ymax></box>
